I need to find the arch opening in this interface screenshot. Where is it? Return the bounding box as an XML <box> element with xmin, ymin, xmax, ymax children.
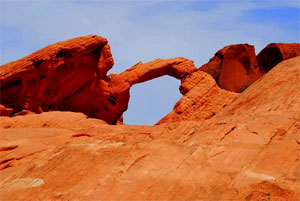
<box><xmin>123</xmin><ymin>76</ymin><xmax>182</xmax><ymax>125</ymax></box>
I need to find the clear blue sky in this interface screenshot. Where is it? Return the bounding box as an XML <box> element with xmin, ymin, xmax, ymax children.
<box><xmin>1</xmin><ymin>0</ymin><xmax>299</xmax><ymax>125</ymax></box>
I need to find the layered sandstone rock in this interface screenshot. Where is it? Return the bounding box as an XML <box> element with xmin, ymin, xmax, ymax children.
<box><xmin>200</xmin><ymin>44</ymin><xmax>263</xmax><ymax>92</ymax></box>
<box><xmin>257</xmin><ymin>43</ymin><xmax>300</xmax><ymax>72</ymax></box>
<box><xmin>0</xmin><ymin>35</ymin><xmax>114</xmax><ymax>122</ymax></box>
<box><xmin>2</xmin><ymin>36</ymin><xmax>298</xmax><ymax>126</ymax></box>
<box><xmin>200</xmin><ymin>43</ymin><xmax>300</xmax><ymax>93</ymax></box>
<box><xmin>157</xmin><ymin>70</ymin><xmax>238</xmax><ymax>124</ymax></box>
<box><xmin>0</xmin><ymin>57</ymin><xmax>299</xmax><ymax>201</ymax></box>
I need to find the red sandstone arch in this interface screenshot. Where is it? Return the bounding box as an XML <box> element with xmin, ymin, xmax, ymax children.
<box><xmin>1</xmin><ymin>35</ymin><xmax>298</xmax><ymax>125</ymax></box>
<box><xmin>0</xmin><ymin>35</ymin><xmax>197</xmax><ymax>124</ymax></box>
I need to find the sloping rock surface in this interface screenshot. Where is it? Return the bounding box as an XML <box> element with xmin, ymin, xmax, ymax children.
<box><xmin>0</xmin><ymin>56</ymin><xmax>299</xmax><ymax>201</ymax></box>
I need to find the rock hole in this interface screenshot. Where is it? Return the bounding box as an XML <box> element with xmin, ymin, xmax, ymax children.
<box><xmin>123</xmin><ymin>76</ymin><xmax>182</xmax><ymax>125</ymax></box>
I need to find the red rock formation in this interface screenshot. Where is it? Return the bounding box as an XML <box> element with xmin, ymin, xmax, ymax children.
<box><xmin>200</xmin><ymin>43</ymin><xmax>300</xmax><ymax>93</ymax></box>
<box><xmin>1</xmin><ymin>35</ymin><xmax>300</xmax><ymax>200</ymax></box>
<box><xmin>0</xmin><ymin>35</ymin><xmax>114</xmax><ymax>120</ymax></box>
<box><xmin>0</xmin><ymin>57</ymin><xmax>299</xmax><ymax>201</ymax></box>
<box><xmin>157</xmin><ymin>69</ymin><xmax>238</xmax><ymax>124</ymax></box>
<box><xmin>105</xmin><ymin>57</ymin><xmax>197</xmax><ymax>124</ymax></box>
<box><xmin>257</xmin><ymin>43</ymin><xmax>300</xmax><ymax>72</ymax></box>
<box><xmin>2</xmin><ymin>36</ymin><xmax>298</xmax><ymax>126</ymax></box>
<box><xmin>0</xmin><ymin>36</ymin><xmax>197</xmax><ymax>124</ymax></box>
<box><xmin>200</xmin><ymin>44</ymin><xmax>263</xmax><ymax>92</ymax></box>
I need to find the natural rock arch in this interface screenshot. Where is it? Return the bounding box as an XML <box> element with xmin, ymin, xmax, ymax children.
<box><xmin>105</xmin><ymin>57</ymin><xmax>197</xmax><ymax>124</ymax></box>
<box><xmin>0</xmin><ymin>35</ymin><xmax>197</xmax><ymax>124</ymax></box>
<box><xmin>2</xmin><ymin>35</ymin><xmax>298</xmax><ymax>125</ymax></box>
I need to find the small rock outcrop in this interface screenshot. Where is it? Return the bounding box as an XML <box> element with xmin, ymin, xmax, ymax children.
<box><xmin>200</xmin><ymin>44</ymin><xmax>262</xmax><ymax>92</ymax></box>
<box><xmin>257</xmin><ymin>43</ymin><xmax>300</xmax><ymax>72</ymax></box>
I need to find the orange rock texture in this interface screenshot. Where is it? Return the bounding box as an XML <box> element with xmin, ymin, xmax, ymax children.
<box><xmin>200</xmin><ymin>44</ymin><xmax>263</xmax><ymax>92</ymax></box>
<box><xmin>157</xmin><ymin>70</ymin><xmax>238</xmax><ymax>124</ymax></box>
<box><xmin>0</xmin><ymin>35</ymin><xmax>300</xmax><ymax>200</ymax></box>
<box><xmin>200</xmin><ymin>43</ymin><xmax>300</xmax><ymax>93</ymax></box>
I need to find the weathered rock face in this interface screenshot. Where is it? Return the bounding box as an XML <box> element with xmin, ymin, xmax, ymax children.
<box><xmin>157</xmin><ymin>70</ymin><xmax>238</xmax><ymax>124</ymax></box>
<box><xmin>200</xmin><ymin>44</ymin><xmax>263</xmax><ymax>92</ymax></box>
<box><xmin>200</xmin><ymin>43</ymin><xmax>300</xmax><ymax>93</ymax></box>
<box><xmin>0</xmin><ymin>35</ymin><xmax>114</xmax><ymax>122</ymax></box>
<box><xmin>0</xmin><ymin>57</ymin><xmax>299</xmax><ymax>201</ymax></box>
<box><xmin>257</xmin><ymin>43</ymin><xmax>300</xmax><ymax>72</ymax></box>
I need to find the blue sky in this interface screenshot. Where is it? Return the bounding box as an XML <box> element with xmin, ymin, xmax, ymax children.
<box><xmin>1</xmin><ymin>0</ymin><xmax>299</xmax><ymax>125</ymax></box>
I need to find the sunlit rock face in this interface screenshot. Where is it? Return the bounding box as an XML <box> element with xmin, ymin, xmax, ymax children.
<box><xmin>0</xmin><ymin>35</ymin><xmax>300</xmax><ymax>201</ymax></box>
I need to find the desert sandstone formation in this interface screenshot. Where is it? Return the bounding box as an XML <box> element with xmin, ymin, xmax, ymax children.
<box><xmin>0</xmin><ymin>35</ymin><xmax>300</xmax><ymax>201</ymax></box>
<box><xmin>200</xmin><ymin>43</ymin><xmax>300</xmax><ymax>93</ymax></box>
<box><xmin>0</xmin><ymin>35</ymin><xmax>238</xmax><ymax>125</ymax></box>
